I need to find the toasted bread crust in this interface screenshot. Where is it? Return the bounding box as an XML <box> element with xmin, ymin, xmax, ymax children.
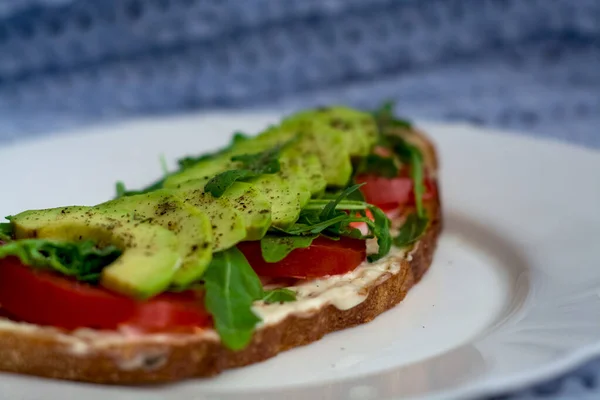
<box><xmin>0</xmin><ymin>130</ymin><xmax>442</xmax><ymax>385</ymax></box>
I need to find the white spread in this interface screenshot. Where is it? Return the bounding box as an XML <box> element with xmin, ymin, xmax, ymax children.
<box><xmin>253</xmin><ymin>246</ymin><xmax>407</xmax><ymax>326</ymax></box>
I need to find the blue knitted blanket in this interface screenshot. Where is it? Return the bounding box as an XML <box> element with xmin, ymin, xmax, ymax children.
<box><xmin>0</xmin><ymin>1</ymin><xmax>599</xmax><ymax>398</ymax></box>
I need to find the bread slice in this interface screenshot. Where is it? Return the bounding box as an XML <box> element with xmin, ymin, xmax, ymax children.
<box><xmin>0</xmin><ymin>129</ymin><xmax>442</xmax><ymax>385</ymax></box>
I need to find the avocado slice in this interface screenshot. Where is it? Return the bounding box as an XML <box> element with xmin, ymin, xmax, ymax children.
<box><xmin>173</xmin><ymin>180</ymin><xmax>272</xmax><ymax>241</ymax></box>
<box><xmin>164</xmin><ymin>154</ymin><xmax>236</xmax><ymax>188</ymax></box>
<box><xmin>279</xmin><ymin>148</ymin><xmax>327</xmax><ymax>200</ymax></box>
<box><xmin>98</xmin><ymin>190</ymin><xmax>213</xmax><ymax>289</ymax></box>
<box><xmin>174</xmin><ymin>188</ymin><xmax>247</xmax><ymax>251</ymax></box>
<box><xmin>164</xmin><ymin>146</ymin><xmax>306</xmax><ymax>229</ymax></box>
<box><xmin>254</xmin><ymin>125</ymin><xmax>353</xmax><ymax>187</ymax></box>
<box><xmin>283</xmin><ymin>106</ymin><xmax>378</xmax><ymax>156</ymax></box>
<box><xmin>174</xmin><ymin>175</ymin><xmax>299</xmax><ymax>230</ymax></box>
<box><xmin>228</xmin><ymin>139</ymin><xmax>326</xmax><ymax>203</ymax></box>
<box><xmin>10</xmin><ymin>206</ymin><xmax>181</xmax><ymax>299</ymax></box>
<box><xmin>246</xmin><ymin>174</ymin><xmax>302</xmax><ymax>229</ymax></box>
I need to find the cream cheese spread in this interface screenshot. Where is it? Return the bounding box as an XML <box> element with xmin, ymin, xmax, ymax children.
<box><xmin>254</xmin><ymin>246</ymin><xmax>407</xmax><ymax>326</ymax></box>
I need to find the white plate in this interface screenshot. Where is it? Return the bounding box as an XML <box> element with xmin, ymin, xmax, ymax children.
<box><xmin>0</xmin><ymin>113</ymin><xmax>599</xmax><ymax>400</ymax></box>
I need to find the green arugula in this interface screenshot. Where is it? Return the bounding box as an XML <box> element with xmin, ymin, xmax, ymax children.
<box><xmin>260</xmin><ymin>235</ymin><xmax>318</xmax><ymax>263</ymax></box>
<box><xmin>354</xmin><ymin>154</ymin><xmax>399</xmax><ymax>178</ymax></box>
<box><xmin>371</xmin><ymin>102</ymin><xmax>427</xmax><ymax>217</ymax></box>
<box><xmin>204</xmin><ymin>145</ymin><xmax>283</xmax><ymax>198</ymax></box>
<box><xmin>275</xmin><ymin>184</ymin><xmax>392</xmax><ymax>262</ymax></box>
<box><xmin>367</xmin><ymin>205</ymin><xmax>392</xmax><ymax>261</ymax></box>
<box><xmin>394</xmin><ymin>213</ymin><xmax>429</xmax><ymax>247</ymax></box>
<box><xmin>378</xmin><ymin>135</ymin><xmax>426</xmax><ymax>218</ymax></box>
<box><xmin>203</xmin><ymin>247</ymin><xmax>299</xmax><ymax>349</ymax></box>
<box><xmin>373</xmin><ymin>101</ymin><xmax>412</xmax><ymax>130</ymax></box>
<box><xmin>0</xmin><ymin>223</ymin><xmax>11</xmax><ymax>242</ymax></box>
<box><xmin>262</xmin><ymin>288</ymin><xmax>297</xmax><ymax>304</ymax></box>
<box><xmin>177</xmin><ymin>132</ymin><xmax>250</xmax><ymax>170</ymax></box>
<box><xmin>202</xmin><ymin>247</ymin><xmax>265</xmax><ymax>350</ymax></box>
<box><xmin>115</xmin><ymin>178</ymin><xmax>166</xmax><ymax>198</ymax></box>
<box><xmin>0</xmin><ymin>239</ymin><xmax>122</xmax><ymax>282</ymax></box>
<box><xmin>409</xmin><ymin>147</ymin><xmax>426</xmax><ymax>218</ymax></box>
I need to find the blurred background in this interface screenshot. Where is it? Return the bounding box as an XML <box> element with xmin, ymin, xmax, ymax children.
<box><xmin>0</xmin><ymin>1</ymin><xmax>599</xmax><ymax>399</ymax></box>
<box><xmin>0</xmin><ymin>0</ymin><xmax>597</xmax><ymax>148</ymax></box>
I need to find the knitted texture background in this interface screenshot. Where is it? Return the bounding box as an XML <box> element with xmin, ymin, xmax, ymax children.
<box><xmin>0</xmin><ymin>1</ymin><xmax>599</xmax><ymax>398</ymax></box>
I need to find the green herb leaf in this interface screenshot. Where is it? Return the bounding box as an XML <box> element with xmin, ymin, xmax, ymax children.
<box><xmin>203</xmin><ymin>170</ymin><xmax>257</xmax><ymax>197</ymax></box>
<box><xmin>0</xmin><ymin>223</ymin><xmax>12</xmax><ymax>242</ymax></box>
<box><xmin>262</xmin><ymin>288</ymin><xmax>296</xmax><ymax>304</ymax></box>
<box><xmin>367</xmin><ymin>205</ymin><xmax>392</xmax><ymax>261</ymax></box>
<box><xmin>394</xmin><ymin>213</ymin><xmax>429</xmax><ymax>247</ymax></box>
<box><xmin>354</xmin><ymin>154</ymin><xmax>399</xmax><ymax>178</ymax></box>
<box><xmin>177</xmin><ymin>132</ymin><xmax>250</xmax><ymax>170</ymax></box>
<box><xmin>320</xmin><ymin>184</ymin><xmax>364</xmax><ymax>221</ymax></box>
<box><xmin>276</xmin><ymin>184</ymin><xmax>392</xmax><ymax>261</ymax></box>
<box><xmin>281</xmin><ymin>214</ymin><xmax>352</xmax><ymax>236</ymax></box>
<box><xmin>301</xmin><ymin>199</ymin><xmax>367</xmax><ymax>212</ymax></box>
<box><xmin>377</xmin><ymin>135</ymin><xmax>426</xmax><ymax>218</ymax></box>
<box><xmin>202</xmin><ymin>247</ymin><xmax>264</xmax><ymax>350</ymax></box>
<box><xmin>204</xmin><ymin>145</ymin><xmax>283</xmax><ymax>198</ymax></box>
<box><xmin>114</xmin><ymin>176</ymin><xmax>168</xmax><ymax>198</ymax></box>
<box><xmin>0</xmin><ymin>239</ymin><xmax>121</xmax><ymax>282</ymax></box>
<box><xmin>159</xmin><ymin>154</ymin><xmax>169</xmax><ymax>175</ymax></box>
<box><xmin>260</xmin><ymin>235</ymin><xmax>318</xmax><ymax>263</ymax></box>
<box><xmin>373</xmin><ymin>101</ymin><xmax>412</xmax><ymax>129</ymax></box>
<box><xmin>409</xmin><ymin>147</ymin><xmax>425</xmax><ymax>218</ymax></box>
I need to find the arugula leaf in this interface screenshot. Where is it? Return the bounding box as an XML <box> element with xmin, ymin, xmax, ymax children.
<box><xmin>0</xmin><ymin>223</ymin><xmax>12</xmax><ymax>242</ymax></box>
<box><xmin>354</xmin><ymin>154</ymin><xmax>399</xmax><ymax>178</ymax></box>
<box><xmin>367</xmin><ymin>205</ymin><xmax>392</xmax><ymax>261</ymax></box>
<box><xmin>203</xmin><ymin>170</ymin><xmax>257</xmax><ymax>197</ymax></box>
<box><xmin>320</xmin><ymin>184</ymin><xmax>364</xmax><ymax>221</ymax></box>
<box><xmin>114</xmin><ymin>172</ymin><xmax>171</xmax><ymax>198</ymax></box>
<box><xmin>281</xmin><ymin>214</ymin><xmax>350</xmax><ymax>236</ymax></box>
<box><xmin>204</xmin><ymin>145</ymin><xmax>283</xmax><ymax>197</ymax></box>
<box><xmin>409</xmin><ymin>147</ymin><xmax>425</xmax><ymax>218</ymax></box>
<box><xmin>394</xmin><ymin>213</ymin><xmax>429</xmax><ymax>247</ymax></box>
<box><xmin>0</xmin><ymin>239</ymin><xmax>121</xmax><ymax>282</ymax></box>
<box><xmin>378</xmin><ymin>135</ymin><xmax>426</xmax><ymax>218</ymax></box>
<box><xmin>373</xmin><ymin>101</ymin><xmax>412</xmax><ymax>129</ymax></box>
<box><xmin>281</xmin><ymin>187</ymin><xmax>367</xmax><ymax>236</ymax></box>
<box><xmin>275</xmin><ymin>185</ymin><xmax>393</xmax><ymax>261</ymax></box>
<box><xmin>260</xmin><ymin>235</ymin><xmax>318</xmax><ymax>263</ymax></box>
<box><xmin>202</xmin><ymin>247</ymin><xmax>264</xmax><ymax>350</ymax></box>
<box><xmin>177</xmin><ymin>132</ymin><xmax>250</xmax><ymax>170</ymax></box>
<box><xmin>302</xmin><ymin>199</ymin><xmax>367</xmax><ymax>212</ymax></box>
<box><xmin>262</xmin><ymin>288</ymin><xmax>296</xmax><ymax>304</ymax></box>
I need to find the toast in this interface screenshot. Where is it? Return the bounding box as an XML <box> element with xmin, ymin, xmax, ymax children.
<box><xmin>0</xmin><ymin>120</ymin><xmax>442</xmax><ymax>384</ymax></box>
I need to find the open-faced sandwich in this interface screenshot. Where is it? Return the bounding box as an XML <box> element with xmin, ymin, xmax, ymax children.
<box><xmin>0</xmin><ymin>104</ymin><xmax>441</xmax><ymax>384</ymax></box>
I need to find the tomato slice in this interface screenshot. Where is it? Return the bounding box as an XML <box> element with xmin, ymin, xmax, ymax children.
<box><xmin>124</xmin><ymin>291</ymin><xmax>211</xmax><ymax>333</ymax></box>
<box><xmin>238</xmin><ymin>236</ymin><xmax>366</xmax><ymax>279</ymax></box>
<box><xmin>356</xmin><ymin>174</ymin><xmax>437</xmax><ymax>209</ymax></box>
<box><xmin>0</xmin><ymin>257</ymin><xmax>211</xmax><ymax>331</ymax></box>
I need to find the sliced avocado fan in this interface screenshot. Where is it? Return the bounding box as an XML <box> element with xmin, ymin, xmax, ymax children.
<box><xmin>10</xmin><ymin>206</ymin><xmax>181</xmax><ymax>299</ymax></box>
<box><xmin>99</xmin><ymin>190</ymin><xmax>213</xmax><ymax>289</ymax></box>
<box><xmin>172</xmin><ymin>180</ymin><xmax>272</xmax><ymax>241</ymax></box>
<box><xmin>282</xmin><ymin>106</ymin><xmax>378</xmax><ymax>157</ymax></box>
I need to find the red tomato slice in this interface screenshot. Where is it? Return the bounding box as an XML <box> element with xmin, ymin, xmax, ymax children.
<box><xmin>0</xmin><ymin>257</ymin><xmax>211</xmax><ymax>331</ymax></box>
<box><xmin>355</xmin><ymin>174</ymin><xmax>436</xmax><ymax>209</ymax></box>
<box><xmin>356</xmin><ymin>174</ymin><xmax>413</xmax><ymax>206</ymax></box>
<box><xmin>238</xmin><ymin>236</ymin><xmax>366</xmax><ymax>279</ymax></box>
<box><xmin>124</xmin><ymin>291</ymin><xmax>211</xmax><ymax>333</ymax></box>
